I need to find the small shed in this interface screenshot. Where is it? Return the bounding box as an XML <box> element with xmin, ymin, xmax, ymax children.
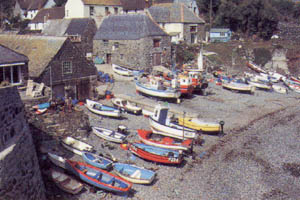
<box><xmin>209</xmin><ymin>28</ymin><xmax>232</xmax><ymax>42</ymax></box>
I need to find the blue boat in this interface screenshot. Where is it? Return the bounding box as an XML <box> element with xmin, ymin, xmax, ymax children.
<box><xmin>82</xmin><ymin>152</ymin><xmax>113</xmax><ymax>170</ymax></box>
<box><xmin>66</xmin><ymin>160</ymin><xmax>132</xmax><ymax>194</ymax></box>
<box><xmin>113</xmin><ymin>163</ymin><xmax>156</xmax><ymax>184</ymax></box>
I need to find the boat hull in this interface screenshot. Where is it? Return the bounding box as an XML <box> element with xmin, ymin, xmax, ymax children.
<box><xmin>113</xmin><ymin>163</ymin><xmax>156</xmax><ymax>184</ymax></box>
<box><xmin>127</xmin><ymin>143</ymin><xmax>183</xmax><ymax>164</ymax></box>
<box><xmin>66</xmin><ymin>160</ymin><xmax>132</xmax><ymax>194</ymax></box>
<box><xmin>135</xmin><ymin>81</ymin><xmax>181</xmax><ymax>99</ymax></box>
<box><xmin>92</xmin><ymin>126</ymin><xmax>126</xmax><ymax>143</ymax></box>
<box><xmin>137</xmin><ymin>129</ymin><xmax>191</xmax><ymax>151</ymax></box>
<box><xmin>149</xmin><ymin>116</ymin><xmax>197</xmax><ymax>139</ymax></box>
<box><xmin>177</xmin><ymin>117</ymin><xmax>221</xmax><ymax>132</ymax></box>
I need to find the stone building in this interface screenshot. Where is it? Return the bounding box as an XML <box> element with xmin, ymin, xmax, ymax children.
<box><xmin>0</xmin><ymin>86</ymin><xmax>46</xmax><ymax>200</ymax></box>
<box><xmin>93</xmin><ymin>13</ymin><xmax>171</xmax><ymax>71</ymax></box>
<box><xmin>42</xmin><ymin>18</ymin><xmax>97</xmax><ymax>58</ymax></box>
<box><xmin>147</xmin><ymin>3</ymin><xmax>205</xmax><ymax>44</ymax></box>
<box><xmin>0</xmin><ymin>44</ymin><xmax>29</xmax><ymax>86</ymax></box>
<box><xmin>0</xmin><ymin>35</ymin><xmax>97</xmax><ymax>100</ymax></box>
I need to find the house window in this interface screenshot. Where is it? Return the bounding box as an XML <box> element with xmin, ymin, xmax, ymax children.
<box><xmin>103</xmin><ymin>40</ymin><xmax>108</xmax><ymax>46</ymax></box>
<box><xmin>190</xmin><ymin>26</ymin><xmax>197</xmax><ymax>32</ymax></box>
<box><xmin>62</xmin><ymin>61</ymin><xmax>72</xmax><ymax>74</ymax></box>
<box><xmin>114</xmin><ymin>7</ymin><xmax>118</xmax><ymax>14</ymax></box>
<box><xmin>153</xmin><ymin>39</ymin><xmax>160</xmax><ymax>47</ymax></box>
<box><xmin>120</xmin><ymin>54</ymin><xmax>123</xmax><ymax>59</ymax></box>
<box><xmin>66</xmin><ymin>10</ymin><xmax>69</xmax><ymax>17</ymax></box>
<box><xmin>114</xmin><ymin>42</ymin><xmax>119</xmax><ymax>49</ymax></box>
<box><xmin>220</xmin><ymin>32</ymin><xmax>225</xmax><ymax>36</ymax></box>
<box><xmin>194</xmin><ymin>7</ymin><xmax>196</xmax><ymax>13</ymax></box>
<box><xmin>90</xmin><ymin>6</ymin><xmax>94</xmax><ymax>16</ymax></box>
<box><xmin>0</xmin><ymin>65</ymin><xmax>21</xmax><ymax>85</ymax></box>
<box><xmin>105</xmin><ymin>7</ymin><xmax>109</xmax><ymax>16</ymax></box>
<box><xmin>191</xmin><ymin>33</ymin><xmax>197</xmax><ymax>43</ymax></box>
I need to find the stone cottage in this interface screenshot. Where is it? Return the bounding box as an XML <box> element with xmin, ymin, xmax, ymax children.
<box><xmin>93</xmin><ymin>13</ymin><xmax>171</xmax><ymax>71</ymax></box>
<box><xmin>0</xmin><ymin>44</ymin><xmax>29</xmax><ymax>86</ymax></box>
<box><xmin>147</xmin><ymin>3</ymin><xmax>205</xmax><ymax>44</ymax></box>
<box><xmin>0</xmin><ymin>35</ymin><xmax>97</xmax><ymax>100</ymax></box>
<box><xmin>42</xmin><ymin>18</ymin><xmax>97</xmax><ymax>58</ymax></box>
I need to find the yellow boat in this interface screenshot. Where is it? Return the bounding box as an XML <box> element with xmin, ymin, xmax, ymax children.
<box><xmin>178</xmin><ymin>117</ymin><xmax>222</xmax><ymax>132</ymax></box>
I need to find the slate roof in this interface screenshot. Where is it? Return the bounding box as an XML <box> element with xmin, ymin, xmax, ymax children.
<box><xmin>42</xmin><ymin>19</ymin><xmax>71</xmax><ymax>36</ymax></box>
<box><xmin>42</xmin><ymin>18</ymin><xmax>95</xmax><ymax>36</ymax></box>
<box><xmin>0</xmin><ymin>35</ymin><xmax>66</xmax><ymax>77</ymax></box>
<box><xmin>148</xmin><ymin>3</ymin><xmax>205</xmax><ymax>23</ymax></box>
<box><xmin>30</xmin><ymin>7</ymin><xmax>65</xmax><ymax>23</ymax></box>
<box><xmin>17</xmin><ymin>0</ymin><xmax>48</xmax><ymax>10</ymax></box>
<box><xmin>65</xmin><ymin>18</ymin><xmax>92</xmax><ymax>35</ymax></box>
<box><xmin>82</xmin><ymin>0</ymin><xmax>122</xmax><ymax>6</ymax></box>
<box><xmin>0</xmin><ymin>44</ymin><xmax>28</xmax><ymax>65</ymax></box>
<box><xmin>94</xmin><ymin>13</ymin><xmax>168</xmax><ymax>40</ymax></box>
<box><xmin>121</xmin><ymin>0</ymin><xmax>146</xmax><ymax>11</ymax></box>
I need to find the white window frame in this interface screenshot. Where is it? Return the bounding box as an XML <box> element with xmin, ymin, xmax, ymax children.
<box><xmin>62</xmin><ymin>61</ymin><xmax>72</xmax><ymax>74</ymax></box>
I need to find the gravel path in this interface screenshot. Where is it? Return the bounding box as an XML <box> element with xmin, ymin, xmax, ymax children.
<box><xmin>42</xmin><ymin>77</ymin><xmax>300</xmax><ymax>200</ymax></box>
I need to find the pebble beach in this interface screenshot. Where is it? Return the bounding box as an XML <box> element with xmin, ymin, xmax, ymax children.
<box><xmin>35</xmin><ymin>73</ymin><xmax>300</xmax><ymax>200</ymax></box>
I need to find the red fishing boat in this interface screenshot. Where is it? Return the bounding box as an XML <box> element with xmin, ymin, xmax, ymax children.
<box><xmin>121</xmin><ymin>142</ymin><xmax>183</xmax><ymax>164</ymax></box>
<box><xmin>137</xmin><ymin>129</ymin><xmax>192</xmax><ymax>151</ymax></box>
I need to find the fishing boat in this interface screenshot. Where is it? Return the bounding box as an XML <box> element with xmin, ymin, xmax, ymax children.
<box><xmin>177</xmin><ymin>117</ymin><xmax>221</xmax><ymax>133</ymax></box>
<box><xmin>135</xmin><ymin>76</ymin><xmax>181</xmax><ymax>103</ymax></box>
<box><xmin>286</xmin><ymin>82</ymin><xmax>300</xmax><ymax>93</ymax></box>
<box><xmin>185</xmin><ymin>70</ymin><xmax>208</xmax><ymax>93</ymax></box>
<box><xmin>111</xmin><ymin>98</ymin><xmax>142</xmax><ymax>114</ymax></box>
<box><xmin>177</xmin><ymin>74</ymin><xmax>194</xmax><ymax>96</ymax></box>
<box><xmin>222</xmin><ymin>82</ymin><xmax>255</xmax><ymax>94</ymax></box>
<box><xmin>61</xmin><ymin>136</ymin><xmax>93</xmax><ymax>156</ymax></box>
<box><xmin>121</xmin><ymin>142</ymin><xmax>183</xmax><ymax>164</ymax></box>
<box><xmin>137</xmin><ymin>129</ymin><xmax>192</xmax><ymax>151</ymax></box>
<box><xmin>272</xmin><ymin>84</ymin><xmax>287</xmax><ymax>94</ymax></box>
<box><xmin>86</xmin><ymin>99</ymin><xmax>121</xmax><ymax>118</ymax></box>
<box><xmin>149</xmin><ymin>104</ymin><xmax>197</xmax><ymax>139</ymax></box>
<box><xmin>66</xmin><ymin>160</ymin><xmax>132</xmax><ymax>194</ymax></box>
<box><xmin>246</xmin><ymin>79</ymin><xmax>271</xmax><ymax>90</ymax></box>
<box><xmin>112</xmin><ymin>64</ymin><xmax>134</xmax><ymax>76</ymax></box>
<box><xmin>82</xmin><ymin>152</ymin><xmax>113</xmax><ymax>170</ymax></box>
<box><xmin>246</xmin><ymin>61</ymin><xmax>266</xmax><ymax>73</ymax></box>
<box><xmin>113</xmin><ymin>163</ymin><xmax>156</xmax><ymax>184</ymax></box>
<box><xmin>35</xmin><ymin>108</ymin><xmax>47</xmax><ymax>115</ymax></box>
<box><xmin>50</xmin><ymin>168</ymin><xmax>84</xmax><ymax>194</ymax></box>
<box><xmin>92</xmin><ymin>126</ymin><xmax>126</xmax><ymax>143</ymax></box>
<box><xmin>290</xmin><ymin>76</ymin><xmax>300</xmax><ymax>84</ymax></box>
<box><xmin>48</xmin><ymin>153</ymin><xmax>67</xmax><ymax>169</ymax></box>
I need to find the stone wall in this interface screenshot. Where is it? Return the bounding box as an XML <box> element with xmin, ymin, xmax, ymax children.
<box><xmin>0</xmin><ymin>86</ymin><xmax>46</xmax><ymax>200</ymax></box>
<box><xmin>183</xmin><ymin>23</ymin><xmax>205</xmax><ymax>44</ymax></box>
<box><xmin>93</xmin><ymin>35</ymin><xmax>171</xmax><ymax>72</ymax></box>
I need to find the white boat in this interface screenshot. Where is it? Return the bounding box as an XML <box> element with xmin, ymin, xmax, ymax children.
<box><xmin>135</xmin><ymin>76</ymin><xmax>181</xmax><ymax>103</ymax></box>
<box><xmin>61</xmin><ymin>136</ymin><xmax>93</xmax><ymax>156</ymax></box>
<box><xmin>247</xmin><ymin>80</ymin><xmax>271</xmax><ymax>90</ymax></box>
<box><xmin>111</xmin><ymin>98</ymin><xmax>142</xmax><ymax>114</ymax></box>
<box><xmin>222</xmin><ymin>82</ymin><xmax>255</xmax><ymax>93</ymax></box>
<box><xmin>86</xmin><ymin>99</ymin><xmax>121</xmax><ymax>118</ymax></box>
<box><xmin>112</xmin><ymin>64</ymin><xmax>133</xmax><ymax>76</ymax></box>
<box><xmin>50</xmin><ymin>168</ymin><xmax>84</xmax><ymax>195</ymax></box>
<box><xmin>272</xmin><ymin>84</ymin><xmax>287</xmax><ymax>94</ymax></box>
<box><xmin>92</xmin><ymin>126</ymin><xmax>126</xmax><ymax>143</ymax></box>
<box><xmin>149</xmin><ymin>104</ymin><xmax>197</xmax><ymax>139</ymax></box>
<box><xmin>48</xmin><ymin>152</ymin><xmax>67</xmax><ymax>169</ymax></box>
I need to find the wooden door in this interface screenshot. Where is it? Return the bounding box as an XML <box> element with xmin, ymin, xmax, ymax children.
<box><xmin>106</xmin><ymin>54</ymin><xmax>112</xmax><ymax>64</ymax></box>
<box><xmin>152</xmin><ymin>53</ymin><xmax>161</xmax><ymax>66</ymax></box>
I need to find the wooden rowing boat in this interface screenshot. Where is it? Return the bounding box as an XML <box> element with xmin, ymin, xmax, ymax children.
<box><xmin>92</xmin><ymin>126</ymin><xmax>126</xmax><ymax>143</ymax></box>
<box><xmin>61</xmin><ymin>136</ymin><xmax>93</xmax><ymax>156</ymax></box>
<box><xmin>86</xmin><ymin>99</ymin><xmax>121</xmax><ymax>118</ymax></box>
